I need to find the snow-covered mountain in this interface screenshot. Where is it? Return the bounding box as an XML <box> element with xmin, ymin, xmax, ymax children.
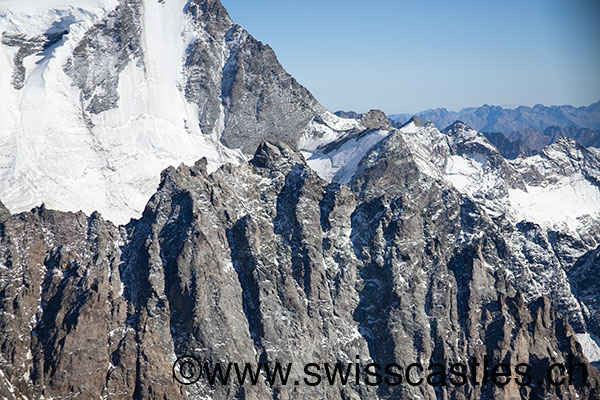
<box><xmin>305</xmin><ymin>117</ymin><xmax>600</xmax><ymax>239</ymax></box>
<box><xmin>1</xmin><ymin>1</ymin><xmax>600</xmax><ymax>399</ymax></box>
<box><xmin>0</xmin><ymin>0</ymin><xmax>360</xmax><ymax>223</ymax></box>
<box><xmin>301</xmin><ymin>116</ymin><xmax>600</xmax><ymax>363</ymax></box>
<box><xmin>2</xmin><ymin>119</ymin><xmax>600</xmax><ymax>399</ymax></box>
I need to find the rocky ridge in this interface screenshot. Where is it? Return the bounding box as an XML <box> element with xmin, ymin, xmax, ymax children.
<box><xmin>1</xmin><ymin>129</ymin><xmax>599</xmax><ymax>398</ymax></box>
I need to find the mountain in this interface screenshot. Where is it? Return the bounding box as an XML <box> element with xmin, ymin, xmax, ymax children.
<box><xmin>0</xmin><ymin>0</ymin><xmax>359</xmax><ymax>224</ymax></box>
<box><xmin>481</xmin><ymin>131</ymin><xmax>535</xmax><ymax>159</ymax></box>
<box><xmin>389</xmin><ymin>101</ymin><xmax>600</xmax><ymax>133</ymax></box>
<box><xmin>506</xmin><ymin>126</ymin><xmax>600</xmax><ymax>152</ymax></box>
<box><xmin>2</xmin><ymin>1</ymin><xmax>600</xmax><ymax>399</ymax></box>
<box><xmin>390</xmin><ymin>103</ymin><xmax>600</xmax><ymax>157</ymax></box>
<box><xmin>2</xmin><ymin>123</ymin><xmax>600</xmax><ymax>399</ymax></box>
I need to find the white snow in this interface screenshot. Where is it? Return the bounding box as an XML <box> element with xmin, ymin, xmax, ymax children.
<box><xmin>298</xmin><ymin>111</ymin><xmax>361</xmax><ymax>152</ymax></box>
<box><xmin>316</xmin><ymin>110</ymin><xmax>362</xmax><ymax>132</ymax></box>
<box><xmin>444</xmin><ymin>154</ymin><xmax>488</xmax><ymax>193</ymax></box>
<box><xmin>576</xmin><ymin>333</ymin><xmax>600</xmax><ymax>363</ymax></box>
<box><xmin>508</xmin><ymin>174</ymin><xmax>600</xmax><ymax>231</ymax></box>
<box><xmin>304</xmin><ymin>129</ymin><xmax>390</xmax><ymax>184</ymax></box>
<box><xmin>399</xmin><ymin>121</ymin><xmax>419</xmax><ymax>134</ymax></box>
<box><xmin>0</xmin><ymin>0</ymin><xmax>245</xmax><ymax>224</ymax></box>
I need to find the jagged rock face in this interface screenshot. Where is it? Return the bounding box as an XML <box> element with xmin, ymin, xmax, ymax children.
<box><xmin>543</xmin><ymin>126</ymin><xmax>600</xmax><ymax>149</ymax></box>
<box><xmin>1</xmin><ymin>140</ymin><xmax>598</xmax><ymax>399</ymax></box>
<box><xmin>504</xmin><ymin>125</ymin><xmax>600</xmax><ymax>153</ymax></box>
<box><xmin>307</xmin><ymin>119</ymin><xmax>600</xmax><ymax>364</ymax></box>
<box><xmin>1</xmin><ymin>30</ymin><xmax>67</xmax><ymax>90</ymax></box>
<box><xmin>482</xmin><ymin>131</ymin><xmax>535</xmax><ymax>159</ymax></box>
<box><xmin>568</xmin><ymin>248</ymin><xmax>600</xmax><ymax>340</ymax></box>
<box><xmin>359</xmin><ymin>110</ymin><xmax>393</xmax><ymax>131</ymax></box>
<box><xmin>184</xmin><ymin>13</ymin><xmax>324</xmax><ymax>153</ymax></box>
<box><xmin>0</xmin><ymin>208</ymin><xmax>148</xmax><ymax>398</ymax></box>
<box><xmin>2</xmin><ymin>2</ymin><xmax>600</xmax><ymax>400</ymax></box>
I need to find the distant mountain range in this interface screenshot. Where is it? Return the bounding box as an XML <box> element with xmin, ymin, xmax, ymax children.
<box><xmin>338</xmin><ymin>102</ymin><xmax>600</xmax><ymax>159</ymax></box>
<box><xmin>388</xmin><ymin>101</ymin><xmax>600</xmax><ymax>133</ymax></box>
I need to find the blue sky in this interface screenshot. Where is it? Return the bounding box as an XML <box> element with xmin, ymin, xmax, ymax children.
<box><xmin>220</xmin><ymin>0</ymin><xmax>600</xmax><ymax>114</ymax></box>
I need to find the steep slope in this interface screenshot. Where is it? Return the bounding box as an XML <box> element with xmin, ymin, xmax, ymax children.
<box><xmin>1</xmin><ymin>2</ymin><xmax>600</xmax><ymax>399</ymax></box>
<box><xmin>1</xmin><ymin>141</ymin><xmax>599</xmax><ymax>399</ymax></box>
<box><xmin>0</xmin><ymin>0</ymin><xmax>355</xmax><ymax>224</ymax></box>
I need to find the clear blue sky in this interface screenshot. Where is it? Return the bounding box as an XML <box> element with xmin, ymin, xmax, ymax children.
<box><xmin>220</xmin><ymin>0</ymin><xmax>600</xmax><ymax>114</ymax></box>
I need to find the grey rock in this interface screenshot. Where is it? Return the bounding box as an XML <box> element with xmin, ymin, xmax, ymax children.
<box><xmin>62</xmin><ymin>0</ymin><xmax>327</xmax><ymax>153</ymax></box>
<box><xmin>360</xmin><ymin>110</ymin><xmax>393</xmax><ymax>131</ymax></box>
<box><xmin>0</xmin><ymin>199</ymin><xmax>9</xmax><ymax>222</ymax></box>
<box><xmin>2</xmin><ymin>31</ymin><xmax>66</xmax><ymax>89</ymax></box>
<box><xmin>2</xmin><ymin>1</ymin><xmax>600</xmax><ymax>399</ymax></box>
<box><xmin>334</xmin><ymin>110</ymin><xmax>362</xmax><ymax>119</ymax></box>
<box><xmin>63</xmin><ymin>0</ymin><xmax>143</xmax><ymax>114</ymax></box>
<box><xmin>182</xmin><ymin>0</ymin><xmax>325</xmax><ymax>153</ymax></box>
<box><xmin>0</xmin><ymin>140</ymin><xmax>598</xmax><ymax>399</ymax></box>
<box><xmin>506</xmin><ymin>125</ymin><xmax>600</xmax><ymax>152</ymax></box>
<box><xmin>482</xmin><ymin>131</ymin><xmax>535</xmax><ymax>159</ymax></box>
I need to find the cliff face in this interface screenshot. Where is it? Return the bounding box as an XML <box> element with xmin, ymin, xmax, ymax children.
<box><xmin>1</xmin><ymin>140</ymin><xmax>598</xmax><ymax>399</ymax></box>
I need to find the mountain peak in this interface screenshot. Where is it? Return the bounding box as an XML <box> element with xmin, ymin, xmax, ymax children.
<box><xmin>0</xmin><ymin>0</ymin><xmax>328</xmax><ymax>224</ymax></box>
<box><xmin>360</xmin><ymin>109</ymin><xmax>393</xmax><ymax>130</ymax></box>
<box><xmin>406</xmin><ymin>115</ymin><xmax>426</xmax><ymax>127</ymax></box>
<box><xmin>251</xmin><ymin>139</ymin><xmax>305</xmax><ymax>170</ymax></box>
<box><xmin>443</xmin><ymin>120</ymin><xmax>473</xmax><ymax>134</ymax></box>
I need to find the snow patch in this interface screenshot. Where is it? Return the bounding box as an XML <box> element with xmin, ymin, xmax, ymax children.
<box><xmin>298</xmin><ymin>111</ymin><xmax>362</xmax><ymax>152</ymax></box>
<box><xmin>444</xmin><ymin>154</ymin><xmax>487</xmax><ymax>192</ymax></box>
<box><xmin>508</xmin><ymin>174</ymin><xmax>600</xmax><ymax>231</ymax></box>
<box><xmin>576</xmin><ymin>333</ymin><xmax>600</xmax><ymax>363</ymax></box>
<box><xmin>304</xmin><ymin>129</ymin><xmax>390</xmax><ymax>184</ymax></box>
<box><xmin>399</xmin><ymin>121</ymin><xmax>419</xmax><ymax>134</ymax></box>
<box><xmin>0</xmin><ymin>0</ymin><xmax>246</xmax><ymax>224</ymax></box>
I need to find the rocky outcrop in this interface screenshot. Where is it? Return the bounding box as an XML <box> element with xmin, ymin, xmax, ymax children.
<box><xmin>2</xmin><ymin>30</ymin><xmax>67</xmax><ymax>90</ymax></box>
<box><xmin>64</xmin><ymin>0</ymin><xmax>144</xmax><ymax>114</ymax></box>
<box><xmin>0</xmin><ymin>140</ymin><xmax>598</xmax><ymax>399</ymax></box>
<box><xmin>360</xmin><ymin>110</ymin><xmax>393</xmax><ymax>131</ymax></box>
<box><xmin>2</xmin><ymin>2</ymin><xmax>599</xmax><ymax>399</ymax></box>
<box><xmin>0</xmin><ymin>200</ymin><xmax>9</xmax><ymax>222</ymax></box>
<box><xmin>65</xmin><ymin>0</ymin><xmax>325</xmax><ymax>153</ymax></box>
<box><xmin>482</xmin><ymin>131</ymin><xmax>535</xmax><ymax>159</ymax></box>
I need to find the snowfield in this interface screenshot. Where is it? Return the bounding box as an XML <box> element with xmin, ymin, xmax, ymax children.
<box><xmin>0</xmin><ymin>0</ymin><xmax>247</xmax><ymax>224</ymax></box>
<box><xmin>508</xmin><ymin>174</ymin><xmax>600</xmax><ymax>232</ymax></box>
